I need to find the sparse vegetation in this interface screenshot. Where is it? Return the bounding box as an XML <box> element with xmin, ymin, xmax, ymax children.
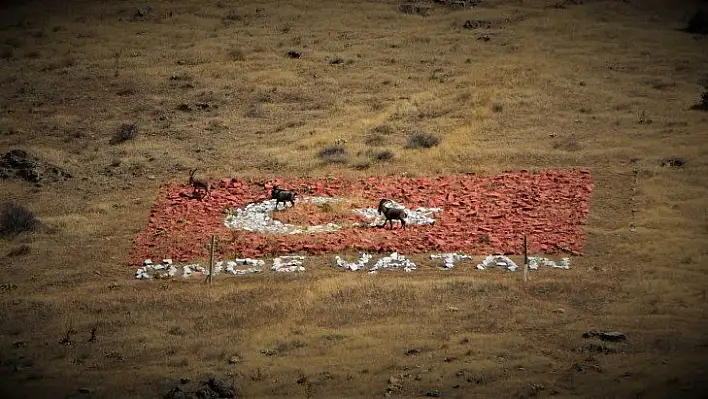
<box><xmin>24</xmin><ymin>50</ymin><xmax>40</xmax><ymax>59</ymax></box>
<box><xmin>351</xmin><ymin>159</ymin><xmax>371</xmax><ymax>170</ymax></box>
<box><xmin>405</xmin><ymin>131</ymin><xmax>441</xmax><ymax>149</ymax></box>
<box><xmin>228</xmin><ymin>47</ymin><xmax>246</xmax><ymax>61</ymax></box>
<box><xmin>258</xmin><ymin>155</ymin><xmax>288</xmax><ymax>171</ymax></box>
<box><xmin>318</xmin><ymin>145</ymin><xmax>348</xmax><ymax>164</ymax></box>
<box><xmin>109</xmin><ymin>123</ymin><xmax>138</xmax><ymax>145</ymax></box>
<box><xmin>4</xmin><ymin>37</ymin><xmax>23</xmax><ymax>48</ymax></box>
<box><xmin>275</xmin><ymin>119</ymin><xmax>305</xmax><ymax>132</ymax></box>
<box><xmin>637</xmin><ymin>109</ymin><xmax>653</xmax><ymax>124</ymax></box>
<box><xmin>6</xmin><ymin>243</ymin><xmax>31</xmax><ymax>257</ymax></box>
<box><xmin>645</xmin><ymin>78</ymin><xmax>676</xmax><ymax>90</ymax></box>
<box><xmin>398</xmin><ymin>4</ymin><xmax>432</xmax><ymax>16</ymax></box>
<box><xmin>0</xmin><ymin>202</ymin><xmax>38</xmax><ymax>238</ymax></box>
<box><xmin>371</xmin><ymin>124</ymin><xmax>394</xmax><ymax>135</ymax></box>
<box><xmin>699</xmin><ymin>74</ymin><xmax>708</xmax><ymax>89</ymax></box>
<box><xmin>366</xmin><ymin>124</ymin><xmax>394</xmax><ymax>146</ymax></box>
<box><xmin>690</xmin><ymin>91</ymin><xmax>708</xmax><ymax>111</ymax></box>
<box><xmin>370</xmin><ymin>149</ymin><xmax>395</xmax><ymax>162</ymax></box>
<box><xmin>552</xmin><ymin>135</ymin><xmax>582</xmax><ymax>152</ymax></box>
<box><xmin>365</xmin><ymin>133</ymin><xmax>386</xmax><ymax>146</ymax></box>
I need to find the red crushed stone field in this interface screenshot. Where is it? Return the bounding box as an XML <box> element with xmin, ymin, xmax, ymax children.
<box><xmin>130</xmin><ymin>169</ymin><xmax>594</xmax><ymax>265</ymax></box>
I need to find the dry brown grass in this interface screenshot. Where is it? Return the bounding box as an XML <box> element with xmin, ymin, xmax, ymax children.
<box><xmin>1</xmin><ymin>0</ymin><xmax>708</xmax><ymax>397</ymax></box>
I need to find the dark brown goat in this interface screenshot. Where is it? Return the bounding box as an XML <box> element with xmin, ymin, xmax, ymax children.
<box><xmin>271</xmin><ymin>185</ymin><xmax>296</xmax><ymax>210</ymax></box>
<box><xmin>377</xmin><ymin>198</ymin><xmax>407</xmax><ymax>229</ymax></box>
<box><xmin>189</xmin><ymin>168</ymin><xmax>211</xmax><ymax>199</ymax></box>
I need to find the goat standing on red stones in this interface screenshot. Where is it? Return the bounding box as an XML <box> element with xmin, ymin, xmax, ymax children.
<box><xmin>271</xmin><ymin>185</ymin><xmax>296</xmax><ymax>210</ymax></box>
<box><xmin>188</xmin><ymin>168</ymin><xmax>211</xmax><ymax>199</ymax></box>
<box><xmin>377</xmin><ymin>198</ymin><xmax>407</xmax><ymax>229</ymax></box>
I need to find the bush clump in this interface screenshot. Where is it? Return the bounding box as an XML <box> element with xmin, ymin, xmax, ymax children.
<box><xmin>373</xmin><ymin>149</ymin><xmax>395</xmax><ymax>161</ymax></box>
<box><xmin>690</xmin><ymin>92</ymin><xmax>708</xmax><ymax>111</ymax></box>
<box><xmin>0</xmin><ymin>202</ymin><xmax>38</xmax><ymax>238</ymax></box>
<box><xmin>110</xmin><ymin>123</ymin><xmax>138</xmax><ymax>145</ymax></box>
<box><xmin>318</xmin><ymin>145</ymin><xmax>349</xmax><ymax>164</ymax></box>
<box><xmin>366</xmin><ymin>124</ymin><xmax>395</xmax><ymax>146</ymax></box>
<box><xmin>229</xmin><ymin>47</ymin><xmax>246</xmax><ymax>61</ymax></box>
<box><xmin>405</xmin><ymin>131</ymin><xmax>440</xmax><ymax>149</ymax></box>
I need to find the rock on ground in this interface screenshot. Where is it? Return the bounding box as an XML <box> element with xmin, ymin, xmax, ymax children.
<box><xmin>0</xmin><ymin>149</ymin><xmax>71</xmax><ymax>184</ymax></box>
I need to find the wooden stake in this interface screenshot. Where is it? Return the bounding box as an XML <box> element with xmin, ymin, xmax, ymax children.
<box><xmin>207</xmin><ymin>235</ymin><xmax>215</xmax><ymax>284</ymax></box>
<box><xmin>523</xmin><ymin>235</ymin><xmax>529</xmax><ymax>284</ymax></box>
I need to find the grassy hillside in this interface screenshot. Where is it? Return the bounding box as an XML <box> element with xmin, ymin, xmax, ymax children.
<box><xmin>0</xmin><ymin>0</ymin><xmax>707</xmax><ymax>397</ymax></box>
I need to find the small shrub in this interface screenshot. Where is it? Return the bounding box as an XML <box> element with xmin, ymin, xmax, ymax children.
<box><xmin>167</xmin><ymin>326</ymin><xmax>187</xmax><ymax>336</ymax></box>
<box><xmin>6</xmin><ymin>243</ymin><xmax>31</xmax><ymax>257</ymax></box>
<box><xmin>0</xmin><ymin>46</ymin><xmax>13</xmax><ymax>59</ymax></box>
<box><xmin>699</xmin><ymin>74</ymin><xmax>708</xmax><ymax>89</ymax></box>
<box><xmin>365</xmin><ymin>133</ymin><xmax>386</xmax><ymax>146</ymax></box>
<box><xmin>457</xmin><ymin>92</ymin><xmax>471</xmax><ymax>102</ymax></box>
<box><xmin>318</xmin><ymin>203</ymin><xmax>339</xmax><ymax>213</ymax></box>
<box><xmin>223</xmin><ymin>10</ymin><xmax>241</xmax><ymax>22</ymax></box>
<box><xmin>372</xmin><ymin>124</ymin><xmax>394</xmax><ymax>135</ymax></box>
<box><xmin>254</xmin><ymin>91</ymin><xmax>274</xmax><ymax>103</ymax></box>
<box><xmin>367</xmin><ymin>98</ymin><xmax>385</xmax><ymax>111</ymax></box>
<box><xmin>552</xmin><ymin>135</ymin><xmax>581</xmax><ymax>152</ymax></box>
<box><xmin>41</xmin><ymin>62</ymin><xmax>59</xmax><ymax>71</ymax></box>
<box><xmin>318</xmin><ymin>145</ymin><xmax>348</xmax><ymax>164</ymax></box>
<box><xmin>229</xmin><ymin>47</ymin><xmax>246</xmax><ymax>61</ymax></box>
<box><xmin>637</xmin><ymin>110</ymin><xmax>652</xmax><ymax>124</ymax></box>
<box><xmin>690</xmin><ymin>92</ymin><xmax>708</xmax><ymax>111</ymax></box>
<box><xmin>24</xmin><ymin>50</ymin><xmax>40</xmax><ymax>59</ymax></box>
<box><xmin>366</xmin><ymin>124</ymin><xmax>394</xmax><ymax>146</ymax></box>
<box><xmin>4</xmin><ymin>37</ymin><xmax>23</xmax><ymax>48</ymax></box>
<box><xmin>399</xmin><ymin>4</ymin><xmax>432</xmax><ymax>16</ymax></box>
<box><xmin>0</xmin><ymin>202</ymin><xmax>38</xmax><ymax>238</ymax></box>
<box><xmin>417</xmin><ymin>103</ymin><xmax>450</xmax><ymax>119</ymax></box>
<box><xmin>322</xmin><ymin>333</ymin><xmax>347</xmax><ymax>341</ymax></box>
<box><xmin>645</xmin><ymin>78</ymin><xmax>675</xmax><ymax>91</ymax></box>
<box><xmin>351</xmin><ymin>160</ymin><xmax>371</xmax><ymax>170</ymax></box>
<box><xmin>684</xmin><ymin>9</ymin><xmax>708</xmax><ymax>35</ymax></box>
<box><xmin>275</xmin><ymin>120</ymin><xmax>305</xmax><ymax>132</ymax></box>
<box><xmin>244</xmin><ymin>106</ymin><xmax>266</xmax><ymax>118</ymax></box>
<box><xmin>110</xmin><ymin>123</ymin><xmax>138</xmax><ymax>145</ymax></box>
<box><xmin>319</xmin><ymin>145</ymin><xmax>346</xmax><ymax>157</ymax></box>
<box><xmin>405</xmin><ymin>131</ymin><xmax>440</xmax><ymax>149</ymax></box>
<box><xmin>274</xmin><ymin>339</ymin><xmax>307</xmax><ymax>352</ymax></box>
<box><xmin>258</xmin><ymin>156</ymin><xmax>288</xmax><ymax>172</ymax></box>
<box><xmin>372</xmin><ymin>149</ymin><xmax>395</xmax><ymax>161</ymax></box>
<box><xmin>660</xmin><ymin>157</ymin><xmax>686</xmax><ymax>168</ymax></box>
<box><xmin>116</xmin><ymin>88</ymin><xmax>136</xmax><ymax>96</ymax></box>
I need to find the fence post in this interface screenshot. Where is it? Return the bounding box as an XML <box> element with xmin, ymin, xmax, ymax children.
<box><xmin>523</xmin><ymin>235</ymin><xmax>529</xmax><ymax>284</ymax></box>
<box><xmin>207</xmin><ymin>235</ymin><xmax>215</xmax><ymax>284</ymax></box>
